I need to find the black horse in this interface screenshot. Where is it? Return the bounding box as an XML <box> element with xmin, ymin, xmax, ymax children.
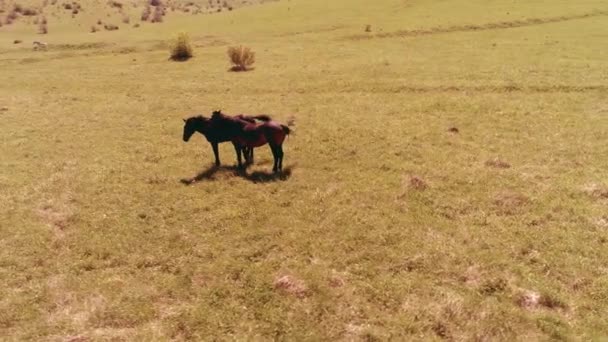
<box><xmin>209</xmin><ymin>110</ymin><xmax>291</xmax><ymax>173</ymax></box>
<box><xmin>183</xmin><ymin>113</ymin><xmax>271</xmax><ymax>166</ymax></box>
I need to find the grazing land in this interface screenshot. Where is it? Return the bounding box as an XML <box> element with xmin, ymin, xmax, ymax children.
<box><xmin>1</xmin><ymin>0</ymin><xmax>608</xmax><ymax>340</ymax></box>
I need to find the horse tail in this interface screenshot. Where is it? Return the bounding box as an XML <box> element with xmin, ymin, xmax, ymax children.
<box><xmin>253</xmin><ymin>115</ymin><xmax>272</xmax><ymax>122</ymax></box>
<box><xmin>281</xmin><ymin>124</ymin><xmax>291</xmax><ymax>136</ymax></box>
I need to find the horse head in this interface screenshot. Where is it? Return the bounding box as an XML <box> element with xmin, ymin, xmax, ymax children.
<box><xmin>182</xmin><ymin>116</ymin><xmax>208</xmax><ymax>142</ymax></box>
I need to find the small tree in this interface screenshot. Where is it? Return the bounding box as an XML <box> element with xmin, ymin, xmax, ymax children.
<box><xmin>141</xmin><ymin>4</ymin><xmax>151</xmax><ymax>21</ymax></box>
<box><xmin>38</xmin><ymin>17</ymin><xmax>48</xmax><ymax>34</ymax></box>
<box><xmin>227</xmin><ymin>45</ymin><xmax>255</xmax><ymax>71</ymax></box>
<box><xmin>151</xmin><ymin>5</ymin><xmax>163</xmax><ymax>22</ymax></box>
<box><xmin>170</xmin><ymin>32</ymin><xmax>193</xmax><ymax>61</ymax></box>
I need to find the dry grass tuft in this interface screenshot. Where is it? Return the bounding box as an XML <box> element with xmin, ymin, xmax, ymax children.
<box><xmin>365</xmin><ymin>24</ymin><xmax>372</xmax><ymax>32</ymax></box>
<box><xmin>408</xmin><ymin>175</ymin><xmax>428</xmax><ymax>191</ymax></box>
<box><xmin>151</xmin><ymin>5</ymin><xmax>164</xmax><ymax>22</ymax></box>
<box><xmin>485</xmin><ymin>157</ymin><xmax>511</xmax><ymax>169</ymax></box>
<box><xmin>21</xmin><ymin>7</ymin><xmax>38</xmax><ymax>16</ymax></box>
<box><xmin>328</xmin><ymin>273</ymin><xmax>346</xmax><ymax>288</ymax></box>
<box><xmin>479</xmin><ymin>277</ymin><xmax>508</xmax><ymax>295</ymax></box>
<box><xmin>517</xmin><ymin>290</ymin><xmax>567</xmax><ymax>311</ymax></box>
<box><xmin>38</xmin><ymin>18</ymin><xmax>48</xmax><ymax>34</ymax></box>
<box><xmin>5</xmin><ymin>8</ymin><xmax>17</xmax><ymax>24</ymax></box>
<box><xmin>582</xmin><ymin>183</ymin><xmax>608</xmax><ymax>199</ymax></box>
<box><xmin>227</xmin><ymin>45</ymin><xmax>256</xmax><ymax>71</ymax></box>
<box><xmin>169</xmin><ymin>32</ymin><xmax>193</xmax><ymax>61</ymax></box>
<box><xmin>108</xmin><ymin>0</ymin><xmax>122</xmax><ymax>9</ymax></box>
<box><xmin>517</xmin><ymin>290</ymin><xmax>541</xmax><ymax>309</ymax></box>
<box><xmin>493</xmin><ymin>191</ymin><xmax>529</xmax><ymax>214</ymax></box>
<box><xmin>274</xmin><ymin>275</ymin><xmax>308</xmax><ymax>298</ymax></box>
<box><xmin>447</xmin><ymin>126</ymin><xmax>459</xmax><ymax>133</ymax></box>
<box><xmin>460</xmin><ymin>266</ymin><xmax>482</xmax><ymax>286</ymax></box>
<box><xmin>104</xmin><ymin>23</ymin><xmax>119</xmax><ymax>31</ymax></box>
<box><xmin>141</xmin><ymin>4</ymin><xmax>151</xmax><ymax>21</ymax></box>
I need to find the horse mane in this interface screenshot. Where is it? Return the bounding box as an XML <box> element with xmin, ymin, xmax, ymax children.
<box><xmin>186</xmin><ymin>115</ymin><xmax>208</xmax><ymax>122</ymax></box>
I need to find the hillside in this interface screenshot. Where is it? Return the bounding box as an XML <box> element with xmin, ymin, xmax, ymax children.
<box><xmin>0</xmin><ymin>0</ymin><xmax>276</xmax><ymax>35</ymax></box>
<box><xmin>1</xmin><ymin>0</ymin><xmax>608</xmax><ymax>340</ymax></box>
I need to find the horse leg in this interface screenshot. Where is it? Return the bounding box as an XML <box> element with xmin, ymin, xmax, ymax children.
<box><xmin>211</xmin><ymin>142</ymin><xmax>220</xmax><ymax>166</ymax></box>
<box><xmin>245</xmin><ymin>147</ymin><xmax>253</xmax><ymax>165</ymax></box>
<box><xmin>277</xmin><ymin>145</ymin><xmax>284</xmax><ymax>171</ymax></box>
<box><xmin>233</xmin><ymin>143</ymin><xmax>243</xmax><ymax>169</ymax></box>
<box><xmin>269</xmin><ymin>144</ymin><xmax>279</xmax><ymax>173</ymax></box>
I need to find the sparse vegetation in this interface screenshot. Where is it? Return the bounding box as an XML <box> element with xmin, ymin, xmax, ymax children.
<box><xmin>109</xmin><ymin>0</ymin><xmax>122</xmax><ymax>9</ymax></box>
<box><xmin>21</xmin><ymin>7</ymin><xmax>38</xmax><ymax>16</ymax></box>
<box><xmin>38</xmin><ymin>17</ymin><xmax>48</xmax><ymax>33</ymax></box>
<box><xmin>227</xmin><ymin>45</ymin><xmax>255</xmax><ymax>71</ymax></box>
<box><xmin>5</xmin><ymin>8</ymin><xmax>17</xmax><ymax>24</ymax></box>
<box><xmin>151</xmin><ymin>5</ymin><xmax>164</xmax><ymax>22</ymax></box>
<box><xmin>103</xmin><ymin>23</ymin><xmax>118</xmax><ymax>30</ymax></box>
<box><xmin>169</xmin><ymin>31</ymin><xmax>193</xmax><ymax>61</ymax></box>
<box><xmin>141</xmin><ymin>4</ymin><xmax>151</xmax><ymax>21</ymax></box>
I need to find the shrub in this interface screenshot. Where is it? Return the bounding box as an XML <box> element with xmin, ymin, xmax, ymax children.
<box><xmin>121</xmin><ymin>15</ymin><xmax>129</xmax><ymax>24</ymax></box>
<box><xmin>90</xmin><ymin>25</ymin><xmax>97</xmax><ymax>32</ymax></box>
<box><xmin>227</xmin><ymin>45</ymin><xmax>255</xmax><ymax>71</ymax></box>
<box><xmin>169</xmin><ymin>32</ymin><xmax>193</xmax><ymax>61</ymax></box>
<box><xmin>104</xmin><ymin>23</ymin><xmax>118</xmax><ymax>30</ymax></box>
<box><xmin>365</xmin><ymin>24</ymin><xmax>372</xmax><ymax>32</ymax></box>
<box><xmin>6</xmin><ymin>9</ymin><xmax>18</xmax><ymax>24</ymax></box>
<box><xmin>151</xmin><ymin>5</ymin><xmax>163</xmax><ymax>22</ymax></box>
<box><xmin>22</xmin><ymin>7</ymin><xmax>38</xmax><ymax>16</ymax></box>
<box><xmin>109</xmin><ymin>0</ymin><xmax>122</xmax><ymax>9</ymax></box>
<box><xmin>141</xmin><ymin>4</ymin><xmax>150</xmax><ymax>21</ymax></box>
<box><xmin>149</xmin><ymin>0</ymin><xmax>161</xmax><ymax>6</ymax></box>
<box><xmin>38</xmin><ymin>20</ymin><xmax>48</xmax><ymax>34</ymax></box>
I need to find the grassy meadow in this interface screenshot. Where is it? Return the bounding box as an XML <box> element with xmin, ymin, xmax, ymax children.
<box><xmin>1</xmin><ymin>0</ymin><xmax>608</xmax><ymax>340</ymax></box>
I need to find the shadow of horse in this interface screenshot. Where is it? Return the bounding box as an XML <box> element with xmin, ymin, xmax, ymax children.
<box><xmin>180</xmin><ymin>164</ymin><xmax>293</xmax><ymax>185</ymax></box>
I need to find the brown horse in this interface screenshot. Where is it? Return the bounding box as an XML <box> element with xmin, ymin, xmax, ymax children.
<box><xmin>210</xmin><ymin>110</ymin><xmax>290</xmax><ymax>172</ymax></box>
<box><xmin>182</xmin><ymin>113</ymin><xmax>271</xmax><ymax>166</ymax></box>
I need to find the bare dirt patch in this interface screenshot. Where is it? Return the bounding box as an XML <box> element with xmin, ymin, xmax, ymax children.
<box><xmin>485</xmin><ymin>158</ymin><xmax>511</xmax><ymax>169</ymax></box>
<box><xmin>274</xmin><ymin>275</ymin><xmax>309</xmax><ymax>298</ymax></box>
<box><xmin>493</xmin><ymin>191</ymin><xmax>529</xmax><ymax>215</ymax></box>
<box><xmin>582</xmin><ymin>183</ymin><xmax>608</xmax><ymax>199</ymax></box>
